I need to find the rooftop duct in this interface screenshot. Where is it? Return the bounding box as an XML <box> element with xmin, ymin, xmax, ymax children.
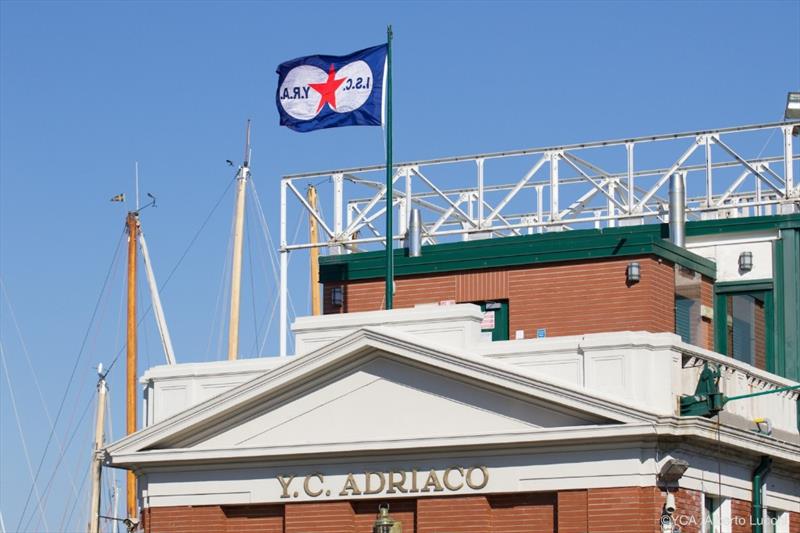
<box><xmin>409</xmin><ymin>208</ymin><xmax>422</xmax><ymax>257</ymax></box>
<box><xmin>669</xmin><ymin>173</ymin><xmax>686</xmax><ymax>247</ymax></box>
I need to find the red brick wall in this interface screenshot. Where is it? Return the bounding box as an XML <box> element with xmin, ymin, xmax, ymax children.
<box><xmin>586</xmin><ymin>486</ymin><xmax>662</xmax><ymax>533</ymax></box>
<box><xmin>488</xmin><ymin>492</ymin><xmax>556</xmax><ymax>532</ymax></box>
<box><xmin>790</xmin><ymin>511</ymin><xmax>800</xmax><ymax>533</ymax></box>
<box><xmin>143</xmin><ymin>491</ymin><xmax>768</xmax><ymax>533</ymax></box>
<box><xmin>557</xmin><ymin>490</ymin><xmax>588</xmax><ymax>533</ymax></box>
<box><xmin>284</xmin><ymin>501</ymin><xmax>355</xmax><ymax>533</ymax></box>
<box><xmin>144</xmin><ymin>504</ymin><xmax>283</xmax><ymax>533</ymax></box>
<box><xmin>731</xmin><ymin>498</ymin><xmax>752</xmax><ymax>533</ymax></box>
<box><xmin>416</xmin><ymin>495</ymin><xmax>491</xmax><ymax>532</ymax></box>
<box><xmin>507</xmin><ymin>258</ymin><xmax>675</xmax><ymax>339</ymax></box>
<box><xmin>324</xmin><ymin>256</ymin><xmax>680</xmax><ymax>339</ymax></box>
<box><xmin>672</xmin><ymin>488</ymin><xmax>702</xmax><ymax>533</ymax></box>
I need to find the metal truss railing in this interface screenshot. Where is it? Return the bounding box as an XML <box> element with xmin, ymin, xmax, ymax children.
<box><xmin>277</xmin><ymin>121</ymin><xmax>799</xmax><ymax>355</ymax></box>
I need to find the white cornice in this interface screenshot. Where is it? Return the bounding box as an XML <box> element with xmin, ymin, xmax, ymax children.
<box><xmin>108</xmin><ymin>417</ymin><xmax>799</xmax><ymax>470</ymax></box>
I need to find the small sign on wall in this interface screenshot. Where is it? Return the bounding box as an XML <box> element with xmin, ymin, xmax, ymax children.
<box><xmin>481</xmin><ymin>310</ymin><xmax>496</xmax><ymax>329</ymax></box>
<box><xmin>536</xmin><ymin>328</ymin><xmax>546</xmax><ymax>338</ymax></box>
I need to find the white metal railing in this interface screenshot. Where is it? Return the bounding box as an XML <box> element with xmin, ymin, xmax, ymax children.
<box><xmin>277</xmin><ymin>121</ymin><xmax>800</xmax><ymax>355</ymax></box>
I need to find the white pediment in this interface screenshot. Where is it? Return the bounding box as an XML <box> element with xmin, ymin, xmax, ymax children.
<box><xmin>179</xmin><ymin>356</ymin><xmax>607</xmax><ymax>451</ymax></box>
<box><xmin>109</xmin><ymin>328</ymin><xmax>656</xmax><ymax>466</ymax></box>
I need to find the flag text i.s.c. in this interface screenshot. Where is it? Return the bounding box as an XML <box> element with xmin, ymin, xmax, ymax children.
<box><xmin>276</xmin><ymin>44</ymin><xmax>387</xmax><ymax>132</ymax></box>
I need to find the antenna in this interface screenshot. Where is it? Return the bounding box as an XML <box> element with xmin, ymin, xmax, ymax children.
<box><xmin>243</xmin><ymin>119</ymin><xmax>251</xmax><ymax>168</ymax></box>
<box><xmin>134</xmin><ymin>162</ymin><xmax>140</xmax><ymax>211</ymax></box>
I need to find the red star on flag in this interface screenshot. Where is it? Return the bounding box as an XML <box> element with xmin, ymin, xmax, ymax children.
<box><xmin>309</xmin><ymin>64</ymin><xmax>347</xmax><ymax>112</ymax></box>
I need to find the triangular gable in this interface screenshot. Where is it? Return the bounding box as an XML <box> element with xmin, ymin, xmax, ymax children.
<box><xmin>108</xmin><ymin>328</ymin><xmax>657</xmax><ymax>465</ymax></box>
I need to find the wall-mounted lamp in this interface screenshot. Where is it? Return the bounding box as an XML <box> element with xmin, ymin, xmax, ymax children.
<box><xmin>738</xmin><ymin>251</ymin><xmax>753</xmax><ymax>273</ymax></box>
<box><xmin>627</xmin><ymin>262</ymin><xmax>641</xmax><ymax>283</ymax></box>
<box><xmin>658</xmin><ymin>458</ymin><xmax>689</xmax><ymax>483</ymax></box>
<box><xmin>373</xmin><ymin>504</ymin><xmax>398</xmax><ymax>533</ymax></box>
<box><xmin>331</xmin><ymin>286</ymin><xmax>344</xmax><ymax>307</ymax></box>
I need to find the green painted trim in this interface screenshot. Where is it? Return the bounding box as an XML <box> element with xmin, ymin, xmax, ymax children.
<box><xmin>714</xmin><ymin>280</ymin><xmax>774</xmax><ymax>293</ymax></box>
<box><xmin>714</xmin><ymin>292</ymin><xmax>728</xmax><ymax>356</ymax></box>
<box><xmin>779</xmin><ymin>228</ymin><xmax>800</xmax><ymax>381</ymax></box>
<box><xmin>751</xmin><ymin>456</ymin><xmax>772</xmax><ymax>533</ymax></box>
<box><xmin>320</xmin><ymin>224</ymin><xmax>716</xmax><ymax>282</ymax></box>
<box><xmin>773</xmin><ymin>238</ymin><xmax>786</xmax><ymax>377</ymax></box>
<box><xmin>321</xmin><ymin>213</ymin><xmax>800</xmax><ymax>282</ymax></box>
<box><xmin>685</xmin><ymin>213</ymin><xmax>800</xmax><ymax>236</ymax></box>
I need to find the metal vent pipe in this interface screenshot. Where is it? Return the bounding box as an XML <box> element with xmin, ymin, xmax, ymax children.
<box><xmin>669</xmin><ymin>173</ymin><xmax>686</xmax><ymax>247</ymax></box>
<box><xmin>409</xmin><ymin>208</ymin><xmax>422</xmax><ymax>257</ymax></box>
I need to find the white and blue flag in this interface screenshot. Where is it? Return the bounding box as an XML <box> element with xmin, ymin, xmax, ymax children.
<box><xmin>276</xmin><ymin>44</ymin><xmax>387</xmax><ymax>132</ymax></box>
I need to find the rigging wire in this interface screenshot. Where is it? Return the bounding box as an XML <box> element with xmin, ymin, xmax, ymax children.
<box><xmin>0</xmin><ymin>341</ymin><xmax>50</xmax><ymax>532</ymax></box>
<box><xmin>46</xmin><ymin>391</ymin><xmax>96</xmax><ymax>532</ymax></box>
<box><xmin>25</xmin><ymin>387</ymin><xmax>95</xmax><ymax>533</ymax></box>
<box><xmin>14</xmin><ymin>227</ymin><xmax>125</xmax><ymax>533</ymax></box>
<box><xmin>258</xmin><ymin>195</ymin><xmax>303</xmax><ymax>355</ymax></box>
<box><xmin>245</xmin><ymin>196</ymin><xmax>276</xmax><ymax>356</ymax></box>
<box><xmin>0</xmin><ymin>278</ymin><xmax>82</xmax><ymax>503</ymax></box>
<box><xmin>249</xmin><ymin>177</ymin><xmax>303</xmax><ymax>318</ymax></box>
<box><xmin>155</xmin><ymin>175</ymin><xmax>237</xmax><ymax>296</ymax></box>
<box><xmin>257</xmin><ymin>293</ymin><xmax>281</xmax><ymax>356</ymax></box>
<box><xmin>205</xmin><ymin>233</ymin><xmax>232</xmax><ymax>360</ymax></box>
<box><xmin>248</xmin><ymin>178</ymin><xmax>281</xmax><ymax>289</ymax></box>
<box><xmin>62</xmin><ymin>452</ymin><xmax>91</xmax><ymax>533</ymax></box>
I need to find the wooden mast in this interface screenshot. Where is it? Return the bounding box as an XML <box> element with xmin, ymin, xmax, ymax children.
<box><xmin>87</xmin><ymin>367</ymin><xmax>107</xmax><ymax>533</ymax></box>
<box><xmin>125</xmin><ymin>211</ymin><xmax>138</xmax><ymax>520</ymax></box>
<box><xmin>227</xmin><ymin>120</ymin><xmax>251</xmax><ymax>360</ymax></box>
<box><xmin>308</xmin><ymin>185</ymin><xmax>321</xmax><ymax>315</ymax></box>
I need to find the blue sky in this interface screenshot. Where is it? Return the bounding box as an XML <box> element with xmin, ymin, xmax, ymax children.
<box><xmin>1</xmin><ymin>1</ymin><xmax>798</xmax><ymax>531</ymax></box>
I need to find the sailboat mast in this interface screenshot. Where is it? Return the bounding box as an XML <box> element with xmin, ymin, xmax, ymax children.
<box><xmin>87</xmin><ymin>368</ymin><xmax>107</xmax><ymax>533</ymax></box>
<box><xmin>227</xmin><ymin>120</ymin><xmax>251</xmax><ymax>361</ymax></box>
<box><xmin>125</xmin><ymin>211</ymin><xmax>138</xmax><ymax>520</ymax></box>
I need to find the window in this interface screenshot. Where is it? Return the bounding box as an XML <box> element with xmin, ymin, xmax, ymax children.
<box><xmin>714</xmin><ymin>281</ymin><xmax>773</xmax><ymax>371</ymax></box>
<box><xmin>675</xmin><ymin>266</ymin><xmax>706</xmax><ymax>346</ymax></box>
<box><xmin>727</xmin><ymin>293</ymin><xmax>766</xmax><ymax>365</ymax></box>
<box><xmin>703</xmin><ymin>495</ymin><xmax>721</xmax><ymax>533</ymax></box>
<box><xmin>763</xmin><ymin>509</ymin><xmax>786</xmax><ymax>533</ymax></box>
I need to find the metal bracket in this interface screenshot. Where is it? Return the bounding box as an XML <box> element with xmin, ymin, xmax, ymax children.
<box><xmin>679</xmin><ymin>362</ymin><xmax>724</xmax><ymax>417</ymax></box>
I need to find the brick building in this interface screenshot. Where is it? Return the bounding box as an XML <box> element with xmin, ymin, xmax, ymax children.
<box><xmin>106</xmin><ymin>213</ymin><xmax>800</xmax><ymax>533</ymax></box>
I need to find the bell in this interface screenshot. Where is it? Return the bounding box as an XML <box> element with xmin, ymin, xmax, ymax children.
<box><xmin>373</xmin><ymin>504</ymin><xmax>402</xmax><ymax>533</ymax></box>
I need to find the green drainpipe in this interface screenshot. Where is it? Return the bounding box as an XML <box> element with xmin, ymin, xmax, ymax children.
<box><xmin>751</xmin><ymin>456</ymin><xmax>772</xmax><ymax>533</ymax></box>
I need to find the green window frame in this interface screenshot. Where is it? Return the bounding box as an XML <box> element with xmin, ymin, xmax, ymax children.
<box><xmin>714</xmin><ymin>280</ymin><xmax>774</xmax><ymax>372</ymax></box>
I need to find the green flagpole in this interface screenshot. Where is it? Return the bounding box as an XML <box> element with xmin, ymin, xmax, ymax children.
<box><xmin>385</xmin><ymin>25</ymin><xmax>394</xmax><ymax>310</ymax></box>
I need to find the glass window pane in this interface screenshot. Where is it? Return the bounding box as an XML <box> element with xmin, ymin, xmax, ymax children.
<box><xmin>704</xmin><ymin>496</ymin><xmax>719</xmax><ymax>533</ymax></box>
<box><xmin>725</xmin><ymin>293</ymin><xmax>767</xmax><ymax>368</ymax></box>
<box><xmin>675</xmin><ymin>267</ymin><xmax>705</xmax><ymax>346</ymax></box>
